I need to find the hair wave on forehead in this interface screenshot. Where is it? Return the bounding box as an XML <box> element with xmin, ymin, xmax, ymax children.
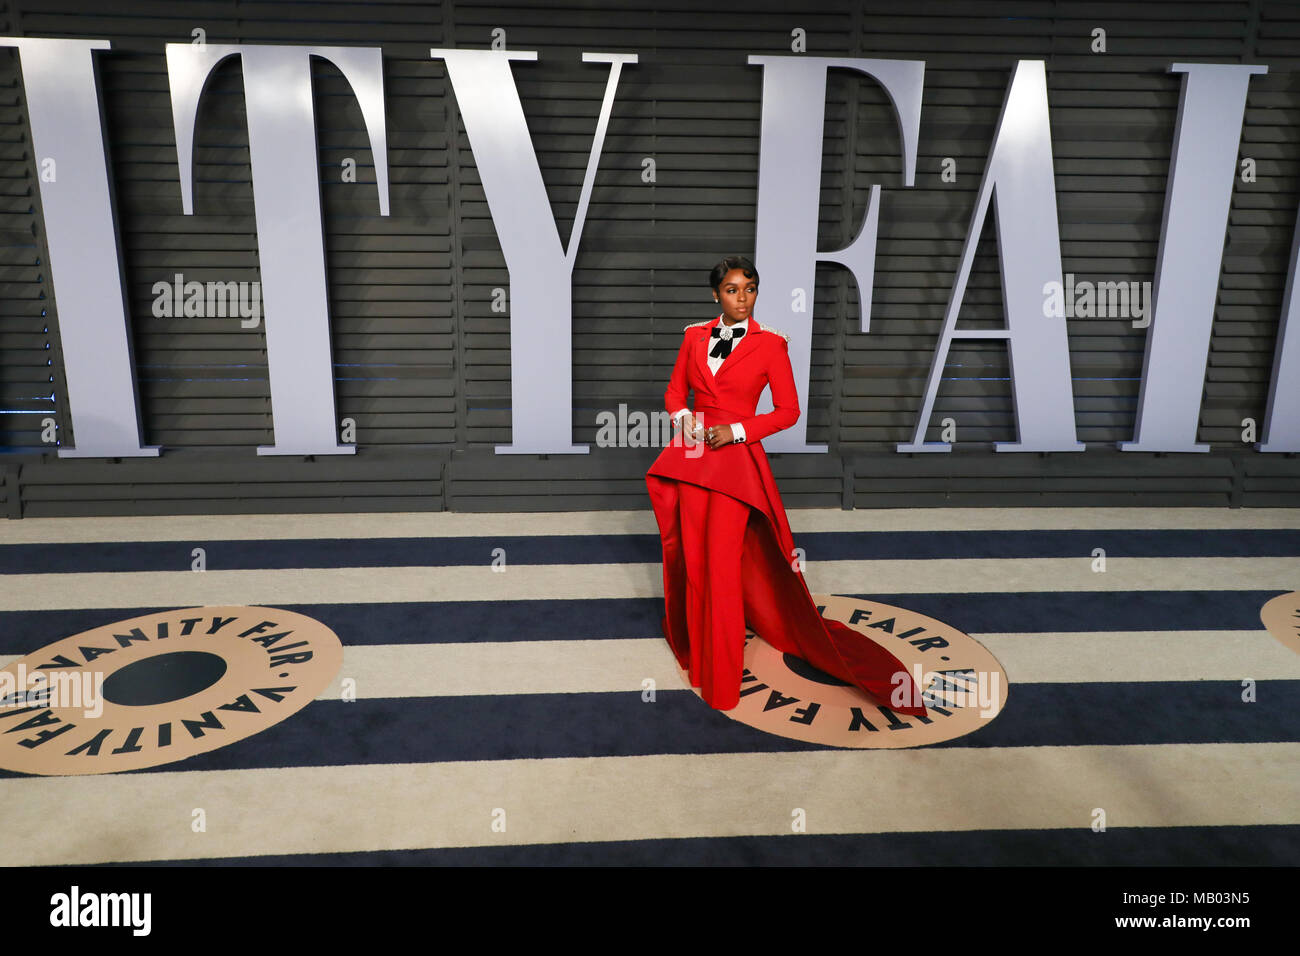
<box><xmin>709</xmin><ymin>255</ymin><xmax>759</xmax><ymax>292</ymax></box>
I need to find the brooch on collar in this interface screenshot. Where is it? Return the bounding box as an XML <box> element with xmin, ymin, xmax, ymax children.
<box><xmin>681</xmin><ymin>319</ymin><xmax>788</xmax><ymax>343</ymax></box>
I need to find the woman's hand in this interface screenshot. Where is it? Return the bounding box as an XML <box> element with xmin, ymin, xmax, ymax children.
<box><xmin>704</xmin><ymin>424</ymin><xmax>736</xmax><ymax>449</ymax></box>
<box><xmin>675</xmin><ymin>414</ymin><xmax>735</xmax><ymax>449</ymax></box>
<box><xmin>676</xmin><ymin>413</ymin><xmax>701</xmax><ymax>442</ymax></box>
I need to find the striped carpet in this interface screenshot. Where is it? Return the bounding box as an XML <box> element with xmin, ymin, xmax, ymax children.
<box><xmin>0</xmin><ymin>507</ymin><xmax>1297</xmax><ymax>866</ymax></box>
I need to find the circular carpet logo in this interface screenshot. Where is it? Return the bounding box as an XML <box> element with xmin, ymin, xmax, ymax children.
<box><xmin>1260</xmin><ymin>592</ymin><xmax>1300</xmax><ymax>655</ymax></box>
<box><xmin>0</xmin><ymin>606</ymin><xmax>342</xmax><ymax>775</ymax></box>
<box><xmin>702</xmin><ymin>595</ymin><xmax>1007</xmax><ymax>748</ymax></box>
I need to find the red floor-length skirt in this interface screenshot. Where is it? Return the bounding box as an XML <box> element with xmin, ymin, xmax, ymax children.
<box><xmin>646</xmin><ymin>432</ymin><xmax>927</xmax><ymax>716</ymax></box>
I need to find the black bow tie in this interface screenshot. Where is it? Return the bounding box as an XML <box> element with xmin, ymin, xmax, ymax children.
<box><xmin>710</xmin><ymin>325</ymin><xmax>746</xmax><ymax>359</ymax></box>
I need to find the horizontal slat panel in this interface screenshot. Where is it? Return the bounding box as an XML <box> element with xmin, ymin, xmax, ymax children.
<box><xmin>0</xmin><ymin>0</ymin><xmax>1297</xmax><ymax>511</ymax></box>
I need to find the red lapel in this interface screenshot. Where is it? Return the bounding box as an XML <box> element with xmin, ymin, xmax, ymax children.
<box><xmin>693</xmin><ymin>316</ymin><xmax>720</xmax><ymax>382</ymax></box>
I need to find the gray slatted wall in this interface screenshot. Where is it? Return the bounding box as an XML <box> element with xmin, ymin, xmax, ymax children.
<box><xmin>0</xmin><ymin>0</ymin><xmax>1297</xmax><ymax>515</ymax></box>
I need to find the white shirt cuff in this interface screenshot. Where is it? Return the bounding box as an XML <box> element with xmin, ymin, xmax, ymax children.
<box><xmin>732</xmin><ymin>422</ymin><xmax>746</xmax><ymax>443</ymax></box>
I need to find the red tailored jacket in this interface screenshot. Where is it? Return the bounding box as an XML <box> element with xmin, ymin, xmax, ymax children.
<box><xmin>664</xmin><ymin>316</ymin><xmax>797</xmax><ymax>444</ymax></box>
<box><xmin>647</xmin><ymin>315</ymin><xmax>800</xmax><ymax>554</ymax></box>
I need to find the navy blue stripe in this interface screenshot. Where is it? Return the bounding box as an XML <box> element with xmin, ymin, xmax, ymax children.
<box><xmin>0</xmin><ymin>591</ymin><xmax>1284</xmax><ymax>655</ymax></box>
<box><xmin>1</xmin><ymin>680</ymin><xmax>1294</xmax><ymax>779</ymax></box>
<box><xmin>2</xmin><ymin>528</ymin><xmax>1297</xmax><ymax>573</ymax></box>
<box><xmin>103</xmin><ymin>825</ymin><xmax>1300</xmax><ymax>867</ymax></box>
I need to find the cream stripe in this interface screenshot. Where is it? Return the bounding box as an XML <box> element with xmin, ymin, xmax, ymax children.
<box><xmin>813</xmin><ymin>556</ymin><xmax>1300</xmax><ymax>594</ymax></box>
<box><xmin>0</xmin><ymin>556</ymin><xmax>1295</xmax><ymax>610</ymax></box>
<box><xmin>0</xmin><ymin>511</ymin><xmax>655</xmax><ymax>544</ymax></box>
<box><xmin>0</xmin><ymin>743</ymin><xmax>1294</xmax><ymax>865</ymax></box>
<box><xmin>299</xmin><ymin>629</ymin><xmax>1300</xmax><ymax>697</ymax></box>
<box><xmin>972</xmin><ymin>630</ymin><xmax>1300</xmax><ymax>683</ymax></box>
<box><xmin>3</xmin><ymin>630</ymin><xmax>1293</xmax><ymax>699</ymax></box>
<box><xmin>802</xmin><ymin>508</ymin><xmax>1300</xmax><ymax>532</ymax></box>
<box><xmin>2</xmin><ymin>507</ymin><xmax>1299</xmax><ymax>544</ymax></box>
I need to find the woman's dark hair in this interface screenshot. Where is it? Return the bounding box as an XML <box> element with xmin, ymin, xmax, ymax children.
<box><xmin>709</xmin><ymin>255</ymin><xmax>759</xmax><ymax>292</ymax></box>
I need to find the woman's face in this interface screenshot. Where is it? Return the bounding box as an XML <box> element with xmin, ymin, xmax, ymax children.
<box><xmin>714</xmin><ymin>268</ymin><xmax>758</xmax><ymax>325</ymax></box>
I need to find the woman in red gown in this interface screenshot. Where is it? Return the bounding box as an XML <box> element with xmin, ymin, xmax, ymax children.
<box><xmin>645</xmin><ymin>256</ymin><xmax>926</xmax><ymax>716</ymax></box>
